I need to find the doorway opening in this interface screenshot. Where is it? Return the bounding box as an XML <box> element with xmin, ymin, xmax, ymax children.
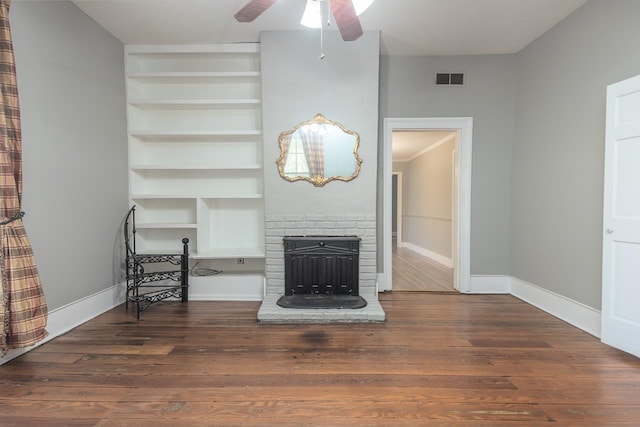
<box><xmin>392</xmin><ymin>131</ymin><xmax>456</xmax><ymax>291</ymax></box>
<box><xmin>382</xmin><ymin>118</ymin><xmax>472</xmax><ymax>293</ymax></box>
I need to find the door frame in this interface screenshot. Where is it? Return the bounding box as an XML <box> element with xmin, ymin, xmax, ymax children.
<box><xmin>381</xmin><ymin>117</ymin><xmax>473</xmax><ymax>292</ymax></box>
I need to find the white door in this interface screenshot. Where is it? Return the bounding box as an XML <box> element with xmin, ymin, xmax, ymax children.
<box><xmin>602</xmin><ymin>74</ymin><xmax>640</xmax><ymax>357</ymax></box>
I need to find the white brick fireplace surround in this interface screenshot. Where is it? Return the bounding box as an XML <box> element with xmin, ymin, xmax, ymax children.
<box><xmin>257</xmin><ymin>214</ymin><xmax>386</xmax><ymax>322</ymax></box>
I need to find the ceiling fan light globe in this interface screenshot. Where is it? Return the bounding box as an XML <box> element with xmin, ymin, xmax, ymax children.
<box><xmin>352</xmin><ymin>0</ymin><xmax>374</xmax><ymax>15</ymax></box>
<box><xmin>301</xmin><ymin>0</ymin><xmax>323</xmax><ymax>28</ymax></box>
<box><xmin>301</xmin><ymin>0</ymin><xmax>373</xmax><ymax>29</ymax></box>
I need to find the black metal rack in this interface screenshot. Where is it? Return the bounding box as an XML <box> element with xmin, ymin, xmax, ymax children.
<box><xmin>124</xmin><ymin>205</ymin><xmax>189</xmax><ymax>319</ymax></box>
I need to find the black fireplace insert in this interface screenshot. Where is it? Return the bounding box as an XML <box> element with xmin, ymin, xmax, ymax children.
<box><xmin>277</xmin><ymin>236</ymin><xmax>367</xmax><ymax>309</ymax></box>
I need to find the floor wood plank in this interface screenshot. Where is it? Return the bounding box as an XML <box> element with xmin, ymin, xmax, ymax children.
<box><xmin>393</xmin><ymin>243</ymin><xmax>454</xmax><ymax>291</ymax></box>
<box><xmin>1</xmin><ymin>294</ymin><xmax>639</xmax><ymax>425</ymax></box>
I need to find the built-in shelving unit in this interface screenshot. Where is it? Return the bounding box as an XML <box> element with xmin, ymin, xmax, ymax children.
<box><xmin>125</xmin><ymin>44</ymin><xmax>265</xmax><ymax>290</ymax></box>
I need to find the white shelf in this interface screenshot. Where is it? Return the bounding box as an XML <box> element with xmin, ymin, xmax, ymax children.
<box><xmin>128</xmin><ymin>99</ymin><xmax>261</xmax><ymax>109</ymax></box>
<box><xmin>127</xmin><ymin>44</ymin><xmax>264</xmax><ymax>278</ymax></box>
<box><xmin>128</xmin><ymin>71</ymin><xmax>261</xmax><ymax>80</ymax></box>
<box><xmin>130</xmin><ymin>164</ymin><xmax>263</xmax><ymax>171</ymax></box>
<box><xmin>135</xmin><ymin>223</ymin><xmax>198</xmax><ymax>229</ymax></box>
<box><xmin>191</xmin><ymin>248</ymin><xmax>265</xmax><ymax>260</ymax></box>
<box><xmin>199</xmin><ymin>194</ymin><xmax>263</xmax><ymax>199</ymax></box>
<box><xmin>131</xmin><ymin>194</ymin><xmax>197</xmax><ymax>199</ymax></box>
<box><xmin>131</xmin><ymin>194</ymin><xmax>263</xmax><ymax>200</ymax></box>
<box><xmin>126</xmin><ymin>44</ymin><xmax>261</xmax><ymax>54</ymax></box>
<box><xmin>125</xmin><ymin>47</ymin><xmax>260</xmax><ymax>74</ymax></box>
<box><xmin>137</xmin><ymin>249</ymin><xmax>187</xmax><ymax>255</ymax></box>
<box><xmin>130</xmin><ymin>130</ymin><xmax>261</xmax><ymax>142</ymax></box>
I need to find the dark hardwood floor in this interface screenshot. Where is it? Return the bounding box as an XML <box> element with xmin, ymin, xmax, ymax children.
<box><xmin>1</xmin><ymin>293</ymin><xmax>639</xmax><ymax>426</ymax></box>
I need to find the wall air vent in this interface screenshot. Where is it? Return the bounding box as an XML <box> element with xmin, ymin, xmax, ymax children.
<box><xmin>436</xmin><ymin>73</ymin><xmax>464</xmax><ymax>86</ymax></box>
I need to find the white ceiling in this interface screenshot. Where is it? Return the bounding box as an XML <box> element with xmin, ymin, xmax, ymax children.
<box><xmin>70</xmin><ymin>0</ymin><xmax>589</xmax><ymax>56</ymax></box>
<box><xmin>392</xmin><ymin>131</ymin><xmax>455</xmax><ymax>162</ymax></box>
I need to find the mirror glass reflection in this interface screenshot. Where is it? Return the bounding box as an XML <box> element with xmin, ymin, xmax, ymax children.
<box><xmin>277</xmin><ymin>114</ymin><xmax>362</xmax><ymax>187</ymax></box>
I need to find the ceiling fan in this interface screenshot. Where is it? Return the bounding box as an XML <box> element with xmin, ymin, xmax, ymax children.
<box><xmin>234</xmin><ymin>0</ymin><xmax>365</xmax><ymax>42</ymax></box>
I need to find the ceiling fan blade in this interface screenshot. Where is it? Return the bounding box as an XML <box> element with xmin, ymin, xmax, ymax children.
<box><xmin>234</xmin><ymin>0</ymin><xmax>278</xmax><ymax>23</ymax></box>
<box><xmin>330</xmin><ymin>0</ymin><xmax>363</xmax><ymax>41</ymax></box>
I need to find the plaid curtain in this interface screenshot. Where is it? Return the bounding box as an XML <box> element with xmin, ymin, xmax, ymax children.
<box><xmin>0</xmin><ymin>0</ymin><xmax>48</xmax><ymax>354</ymax></box>
<box><xmin>300</xmin><ymin>126</ymin><xmax>325</xmax><ymax>178</ymax></box>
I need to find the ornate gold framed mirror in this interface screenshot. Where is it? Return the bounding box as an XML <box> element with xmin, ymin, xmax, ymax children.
<box><xmin>276</xmin><ymin>114</ymin><xmax>363</xmax><ymax>187</ymax></box>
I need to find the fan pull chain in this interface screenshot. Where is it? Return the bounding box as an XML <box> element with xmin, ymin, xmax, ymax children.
<box><xmin>319</xmin><ymin>0</ymin><xmax>326</xmax><ymax>59</ymax></box>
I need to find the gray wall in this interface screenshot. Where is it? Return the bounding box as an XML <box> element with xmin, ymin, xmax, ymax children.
<box><xmin>402</xmin><ymin>139</ymin><xmax>454</xmax><ymax>259</ymax></box>
<box><xmin>392</xmin><ymin>162</ymin><xmax>409</xmax><ymax>235</ymax></box>
<box><xmin>261</xmin><ymin>30</ymin><xmax>379</xmax><ymax>217</ymax></box>
<box><xmin>11</xmin><ymin>1</ymin><xmax>128</xmax><ymax>310</ymax></box>
<box><xmin>511</xmin><ymin>0</ymin><xmax>640</xmax><ymax>309</ymax></box>
<box><xmin>261</xmin><ymin>30</ymin><xmax>380</xmax><ymax>299</ymax></box>
<box><xmin>379</xmin><ymin>54</ymin><xmax>516</xmax><ymax>274</ymax></box>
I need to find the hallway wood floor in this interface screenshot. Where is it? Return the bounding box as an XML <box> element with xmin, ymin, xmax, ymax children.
<box><xmin>1</xmin><ymin>293</ymin><xmax>639</xmax><ymax>426</ymax></box>
<box><xmin>393</xmin><ymin>243</ymin><xmax>454</xmax><ymax>291</ymax></box>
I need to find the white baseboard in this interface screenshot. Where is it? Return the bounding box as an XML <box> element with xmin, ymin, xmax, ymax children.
<box><xmin>401</xmin><ymin>242</ymin><xmax>453</xmax><ymax>268</ymax></box>
<box><xmin>1</xmin><ymin>283</ymin><xmax>125</xmax><ymax>365</ymax></box>
<box><xmin>510</xmin><ymin>276</ymin><xmax>601</xmax><ymax>338</ymax></box>
<box><xmin>468</xmin><ymin>275</ymin><xmax>601</xmax><ymax>338</ymax></box>
<box><xmin>188</xmin><ymin>274</ymin><xmax>264</xmax><ymax>301</ymax></box>
<box><xmin>468</xmin><ymin>275</ymin><xmax>511</xmax><ymax>293</ymax></box>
